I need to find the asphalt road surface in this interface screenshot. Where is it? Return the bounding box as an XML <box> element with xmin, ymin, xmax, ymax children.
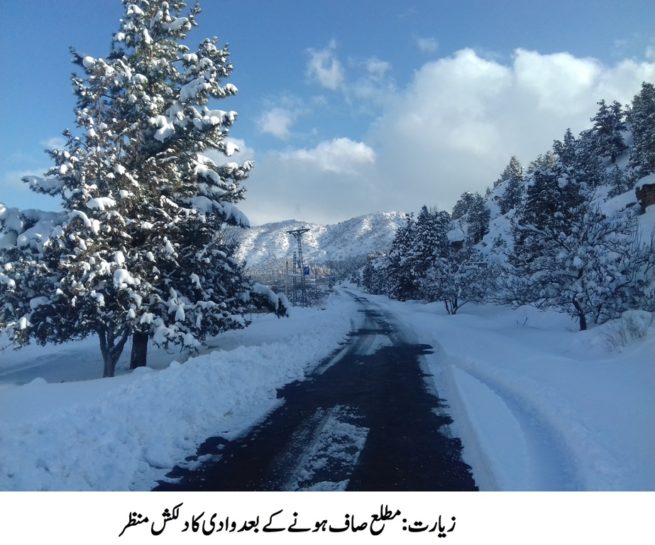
<box><xmin>155</xmin><ymin>292</ymin><xmax>477</xmax><ymax>491</ymax></box>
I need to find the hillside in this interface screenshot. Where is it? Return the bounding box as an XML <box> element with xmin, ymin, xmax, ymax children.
<box><xmin>230</xmin><ymin>211</ymin><xmax>406</xmax><ymax>270</ymax></box>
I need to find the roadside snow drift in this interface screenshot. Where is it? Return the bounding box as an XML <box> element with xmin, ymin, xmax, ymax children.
<box><xmin>370</xmin><ymin>294</ymin><xmax>655</xmax><ymax>491</ymax></box>
<box><xmin>0</xmin><ymin>292</ymin><xmax>359</xmax><ymax>490</ymax></box>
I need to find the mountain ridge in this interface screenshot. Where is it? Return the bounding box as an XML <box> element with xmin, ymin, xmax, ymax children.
<box><xmin>229</xmin><ymin>211</ymin><xmax>406</xmax><ymax>270</ymax></box>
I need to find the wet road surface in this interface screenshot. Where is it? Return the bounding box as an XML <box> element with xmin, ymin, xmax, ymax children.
<box><xmin>154</xmin><ymin>293</ymin><xmax>477</xmax><ymax>491</ymax></box>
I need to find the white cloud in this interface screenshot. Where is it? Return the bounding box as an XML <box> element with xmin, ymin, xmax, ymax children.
<box><xmin>646</xmin><ymin>45</ymin><xmax>655</xmax><ymax>60</ymax></box>
<box><xmin>512</xmin><ymin>50</ymin><xmax>602</xmax><ymax>114</ymax></box>
<box><xmin>367</xmin><ymin>48</ymin><xmax>655</xmax><ymax>212</ymax></box>
<box><xmin>240</xmin><ymin>138</ymin><xmax>376</xmax><ymax>224</ymax></box>
<box><xmin>257</xmin><ymin>108</ymin><xmax>295</xmax><ymax>140</ymax></box>
<box><xmin>365</xmin><ymin>58</ymin><xmax>391</xmax><ymax>79</ymax></box>
<box><xmin>415</xmin><ymin>36</ymin><xmax>439</xmax><ymax>54</ymax></box>
<box><xmin>397</xmin><ymin>7</ymin><xmax>418</xmax><ymax>19</ymax></box>
<box><xmin>345</xmin><ymin>57</ymin><xmax>396</xmax><ymax>107</ymax></box>
<box><xmin>281</xmin><ymin>137</ymin><xmax>375</xmax><ymax>175</ymax></box>
<box><xmin>240</xmin><ymin>140</ymin><xmax>379</xmax><ymax>225</ymax></box>
<box><xmin>306</xmin><ymin>40</ymin><xmax>344</xmax><ymax>90</ymax></box>
<box><xmin>241</xmin><ymin>48</ymin><xmax>655</xmax><ymax>225</ymax></box>
<box><xmin>306</xmin><ymin>47</ymin><xmax>394</xmax><ymax>105</ymax></box>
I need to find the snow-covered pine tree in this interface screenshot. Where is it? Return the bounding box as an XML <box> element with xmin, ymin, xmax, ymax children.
<box><xmin>452</xmin><ymin>192</ymin><xmax>490</xmax><ymax>244</ymax></box>
<box><xmin>362</xmin><ymin>252</ymin><xmax>389</xmax><ymax>295</ymax></box>
<box><xmin>591</xmin><ymin>99</ymin><xmax>626</xmax><ymax>164</ymax></box>
<box><xmin>361</xmin><ymin>259</ymin><xmax>376</xmax><ymax>293</ymax></box>
<box><xmin>385</xmin><ymin>214</ymin><xmax>419</xmax><ymax>300</ymax></box>
<box><xmin>518</xmin><ymin>152</ymin><xmax>583</xmax><ymax>233</ymax></box>
<box><xmin>553</xmin><ymin>128</ymin><xmax>578</xmax><ymax>176</ymax></box>
<box><xmin>573</xmin><ymin>128</ymin><xmax>608</xmax><ymax>191</ymax></box>
<box><xmin>494</xmin><ymin>156</ymin><xmax>524</xmax><ymax>215</ymax></box>
<box><xmin>506</xmin><ymin>143</ymin><xmax>653</xmax><ymax>330</ymax></box>
<box><xmin>451</xmin><ymin>192</ymin><xmax>474</xmax><ymax>220</ymax></box>
<box><xmin>553</xmin><ymin>126</ymin><xmax>613</xmax><ymax>192</ymax></box>
<box><xmin>3</xmin><ymin>0</ymin><xmax>256</xmax><ymax>377</ymax></box>
<box><xmin>510</xmin><ymin>205</ymin><xmax>649</xmax><ymax>330</ymax></box>
<box><xmin>627</xmin><ymin>82</ymin><xmax>655</xmax><ymax>177</ymax></box>
<box><xmin>509</xmin><ymin>152</ymin><xmax>583</xmax><ymax>319</ymax></box>
<box><xmin>407</xmin><ymin>206</ymin><xmax>450</xmax><ymax>287</ymax></box>
<box><xmin>421</xmin><ymin>241</ymin><xmax>491</xmax><ymax>315</ymax></box>
<box><xmin>0</xmin><ymin>206</ymin><xmax>71</xmax><ymax>346</ymax></box>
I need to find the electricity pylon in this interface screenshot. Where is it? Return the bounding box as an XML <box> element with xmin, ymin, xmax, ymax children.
<box><xmin>286</xmin><ymin>227</ymin><xmax>310</xmax><ymax>305</ymax></box>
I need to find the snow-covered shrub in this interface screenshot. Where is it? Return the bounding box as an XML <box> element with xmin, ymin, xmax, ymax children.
<box><xmin>620</xmin><ymin>310</ymin><xmax>653</xmax><ymax>341</ymax></box>
<box><xmin>599</xmin><ymin>310</ymin><xmax>653</xmax><ymax>351</ymax></box>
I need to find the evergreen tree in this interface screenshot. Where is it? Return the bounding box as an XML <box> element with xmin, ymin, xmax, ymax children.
<box><xmin>553</xmin><ymin>128</ymin><xmax>577</xmax><ymax>173</ymax></box>
<box><xmin>591</xmin><ymin>100</ymin><xmax>626</xmax><ymax>164</ymax></box>
<box><xmin>421</xmin><ymin>243</ymin><xmax>492</xmax><ymax>315</ymax></box>
<box><xmin>510</xmin><ymin>206</ymin><xmax>649</xmax><ymax>330</ymax></box>
<box><xmin>451</xmin><ymin>192</ymin><xmax>475</xmax><ymax>220</ymax></box>
<box><xmin>573</xmin><ymin>129</ymin><xmax>607</xmax><ymax>190</ymax></box>
<box><xmin>467</xmin><ymin>194</ymin><xmax>491</xmax><ymax>244</ymax></box>
<box><xmin>407</xmin><ymin>206</ymin><xmax>450</xmax><ymax>284</ymax></box>
<box><xmin>1</xmin><ymin>0</ymin><xmax>256</xmax><ymax>377</ymax></box>
<box><xmin>495</xmin><ymin>156</ymin><xmax>524</xmax><ymax>214</ymax></box>
<box><xmin>385</xmin><ymin>214</ymin><xmax>419</xmax><ymax>300</ymax></box>
<box><xmin>362</xmin><ymin>252</ymin><xmax>389</xmax><ymax>295</ymax></box>
<box><xmin>452</xmin><ymin>192</ymin><xmax>490</xmax><ymax>244</ymax></box>
<box><xmin>510</xmin><ymin>152</ymin><xmax>584</xmax><ymax>324</ymax></box>
<box><xmin>627</xmin><ymin>82</ymin><xmax>655</xmax><ymax>176</ymax></box>
<box><xmin>519</xmin><ymin>152</ymin><xmax>583</xmax><ymax>234</ymax></box>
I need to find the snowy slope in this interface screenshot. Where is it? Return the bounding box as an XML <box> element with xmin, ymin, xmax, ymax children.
<box><xmin>363</xmin><ymin>292</ymin><xmax>655</xmax><ymax>491</ymax></box>
<box><xmin>480</xmin><ymin>173</ymin><xmax>655</xmax><ymax>265</ymax></box>
<box><xmin>230</xmin><ymin>211</ymin><xmax>405</xmax><ymax>269</ymax></box>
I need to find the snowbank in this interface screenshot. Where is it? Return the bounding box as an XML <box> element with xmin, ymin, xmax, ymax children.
<box><xmin>0</xmin><ymin>292</ymin><xmax>359</xmax><ymax>490</ymax></box>
<box><xmin>366</xmin><ymin>294</ymin><xmax>655</xmax><ymax>491</ymax></box>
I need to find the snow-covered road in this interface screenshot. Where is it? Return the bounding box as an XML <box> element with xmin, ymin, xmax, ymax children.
<box><xmin>156</xmin><ymin>291</ymin><xmax>476</xmax><ymax>491</ymax></box>
<box><xmin>1</xmin><ymin>288</ymin><xmax>652</xmax><ymax>491</ymax></box>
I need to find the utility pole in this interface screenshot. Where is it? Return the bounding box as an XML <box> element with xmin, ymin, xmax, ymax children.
<box><xmin>285</xmin><ymin>259</ymin><xmax>289</xmax><ymax>299</ymax></box>
<box><xmin>286</xmin><ymin>227</ymin><xmax>310</xmax><ymax>305</ymax></box>
<box><xmin>292</xmin><ymin>251</ymin><xmax>297</xmax><ymax>304</ymax></box>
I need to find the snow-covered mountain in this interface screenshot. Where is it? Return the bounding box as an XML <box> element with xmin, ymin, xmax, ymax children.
<box><xmin>230</xmin><ymin>211</ymin><xmax>405</xmax><ymax>270</ymax></box>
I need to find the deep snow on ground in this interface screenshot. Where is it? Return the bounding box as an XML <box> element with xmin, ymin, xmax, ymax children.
<box><xmin>1</xmin><ymin>287</ymin><xmax>653</xmax><ymax>491</ymax></box>
<box><xmin>0</xmin><ymin>291</ymin><xmax>360</xmax><ymax>490</ymax></box>
<box><xmin>365</xmin><ymin>293</ymin><xmax>655</xmax><ymax>491</ymax></box>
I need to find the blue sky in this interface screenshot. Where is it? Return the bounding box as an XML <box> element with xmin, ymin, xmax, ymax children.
<box><xmin>1</xmin><ymin>0</ymin><xmax>654</xmax><ymax>224</ymax></box>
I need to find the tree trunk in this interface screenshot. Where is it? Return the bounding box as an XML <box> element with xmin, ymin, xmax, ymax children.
<box><xmin>572</xmin><ymin>299</ymin><xmax>587</xmax><ymax>331</ymax></box>
<box><xmin>444</xmin><ymin>296</ymin><xmax>458</xmax><ymax>315</ymax></box>
<box><xmin>97</xmin><ymin>326</ymin><xmax>130</xmax><ymax>378</ymax></box>
<box><xmin>102</xmin><ymin>351</ymin><xmax>119</xmax><ymax>379</ymax></box>
<box><xmin>130</xmin><ymin>331</ymin><xmax>149</xmax><ymax>369</ymax></box>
